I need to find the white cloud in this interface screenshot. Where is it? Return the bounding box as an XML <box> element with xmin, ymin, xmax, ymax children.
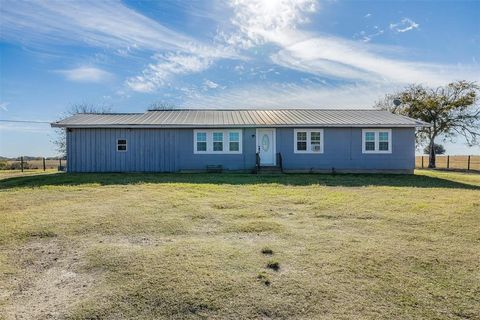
<box><xmin>55</xmin><ymin>67</ymin><xmax>113</xmax><ymax>83</ymax></box>
<box><xmin>355</xmin><ymin>29</ymin><xmax>384</xmax><ymax>43</ymax></box>
<box><xmin>203</xmin><ymin>79</ymin><xmax>220</xmax><ymax>89</ymax></box>
<box><xmin>364</xmin><ymin>13</ymin><xmax>372</xmax><ymax>18</ymax></box>
<box><xmin>234</xmin><ymin>65</ymin><xmax>245</xmax><ymax>73</ymax></box>
<box><xmin>0</xmin><ymin>0</ymin><xmax>239</xmax><ymax>92</ymax></box>
<box><xmin>126</xmin><ymin>54</ymin><xmax>211</xmax><ymax>92</ymax></box>
<box><xmin>221</xmin><ymin>0</ymin><xmax>479</xmax><ymax>86</ymax></box>
<box><xmin>390</xmin><ymin>18</ymin><xmax>419</xmax><ymax>33</ymax></box>
<box><xmin>181</xmin><ymin>82</ymin><xmax>396</xmax><ymax>109</ymax></box>
<box><xmin>221</xmin><ymin>0</ymin><xmax>317</xmax><ymax>49</ymax></box>
<box><xmin>0</xmin><ymin>102</ymin><xmax>9</xmax><ymax>111</ymax></box>
<box><xmin>0</xmin><ymin>0</ymin><xmax>233</xmax><ymax>58</ymax></box>
<box><xmin>271</xmin><ymin>37</ymin><xmax>480</xmax><ymax>85</ymax></box>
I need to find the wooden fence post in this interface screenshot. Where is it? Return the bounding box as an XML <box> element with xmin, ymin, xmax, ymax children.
<box><xmin>467</xmin><ymin>155</ymin><xmax>471</xmax><ymax>171</ymax></box>
<box><xmin>447</xmin><ymin>155</ymin><xmax>450</xmax><ymax>169</ymax></box>
<box><xmin>59</xmin><ymin>158</ymin><xmax>62</xmax><ymax>171</ymax></box>
<box><xmin>43</xmin><ymin>157</ymin><xmax>46</xmax><ymax>171</ymax></box>
<box><xmin>21</xmin><ymin>156</ymin><xmax>24</xmax><ymax>172</ymax></box>
<box><xmin>421</xmin><ymin>156</ymin><xmax>424</xmax><ymax>168</ymax></box>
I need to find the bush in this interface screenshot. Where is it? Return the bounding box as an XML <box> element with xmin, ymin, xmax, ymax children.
<box><xmin>1</xmin><ymin>161</ymin><xmax>31</xmax><ymax>170</ymax></box>
<box><xmin>423</xmin><ymin>144</ymin><xmax>446</xmax><ymax>155</ymax></box>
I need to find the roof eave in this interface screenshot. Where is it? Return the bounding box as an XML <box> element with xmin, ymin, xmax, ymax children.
<box><xmin>51</xmin><ymin>123</ymin><xmax>428</xmax><ymax>129</ymax></box>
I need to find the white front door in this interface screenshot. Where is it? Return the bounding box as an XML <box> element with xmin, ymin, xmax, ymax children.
<box><xmin>256</xmin><ymin>129</ymin><xmax>276</xmax><ymax>166</ymax></box>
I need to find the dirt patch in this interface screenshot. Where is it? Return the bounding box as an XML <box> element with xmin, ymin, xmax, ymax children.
<box><xmin>1</xmin><ymin>239</ymin><xmax>99</xmax><ymax>320</ymax></box>
<box><xmin>98</xmin><ymin>235</ymin><xmax>176</xmax><ymax>247</ymax></box>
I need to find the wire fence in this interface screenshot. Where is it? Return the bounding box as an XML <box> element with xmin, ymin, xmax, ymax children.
<box><xmin>2</xmin><ymin>156</ymin><xmax>478</xmax><ymax>172</ymax></box>
<box><xmin>415</xmin><ymin>155</ymin><xmax>480</xmax><ymax>171</ymax></box>
<box><xmin>0</xmin><ymin>157</ymin><xmax>67</xmax><ymax>171</ymax></box>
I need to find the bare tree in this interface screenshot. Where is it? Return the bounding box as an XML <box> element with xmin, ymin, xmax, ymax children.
<box><xmin>148</xmin><ymin>101</ymin><xmax>177</xmax><ymax>111</ymax></box>
<box><xmin>375</xmin><ymin>81</ymin><xmax>480</xmax><ymax>168</ymax></box>
<box><xmin>52</xmin><ymin>104</ymin><xmax>112</xmax><ymax>156</ymax></box>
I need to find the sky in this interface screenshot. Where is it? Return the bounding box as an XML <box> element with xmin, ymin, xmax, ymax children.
<box><xmin>0</xmin><ymin>0</ymin><xmax>479</xmax><ymax>157</ymax></box>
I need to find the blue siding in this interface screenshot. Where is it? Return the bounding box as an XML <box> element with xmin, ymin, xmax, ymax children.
<box><xmin>276</xmin><ymin>128</ymin><xmax>415</xmax><ymax>172</ymax></box>
<box><xmin>177</xmin><ymin>128</ymin><xmax>256</xmax><ymax>171</ymax></box>
<box><xmin>67</xmin><ymin>127</ymin><xmax>415</xmax><ymax>173</ymax></box>
<box><xmin>67</xmin><ymin>128</ymin><xmax>179</xmax><ymax>172</ymax></box>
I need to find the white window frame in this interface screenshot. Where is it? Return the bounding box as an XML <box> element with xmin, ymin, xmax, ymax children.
<box><xmin>294</xmin><ymin>129</ymin><xmax>324</xmax><ymax>154</ymax></box>
<box><xmin>362</xmin><ymin>129</ymin><xmax>392</xmax><ymax>154</ymax></box>
<box><xmin>228</xmin><ymin>131</ymin><xmax>241</xmax><ymax>152</ymax></box>
<box><xmin>212</xmin><ymin>131</ymin><xmax>224</xmax><ymax>152</ymax></box>
<box><xmin>194</xmin><ymin>129</ymin><xmax>243</xmax><ymax>154</ymax></box>
<box><xmin>117</xmin><ymin>139</ymin><xmax>127</xmax><ymax>152</ymax></box>
<box><xmin>195</xmin><ymin>131</ymin><xmax>208</xmax><ymax>152</ymax></box>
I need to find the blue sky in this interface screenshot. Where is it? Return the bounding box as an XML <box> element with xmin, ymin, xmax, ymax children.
<box><xmin>0</xmin><ymin>0</ymin><xmax>479</xmax><ymax>157</ymax></box>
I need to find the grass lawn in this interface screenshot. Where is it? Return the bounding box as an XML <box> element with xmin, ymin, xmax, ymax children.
<box><xmin>0</xmin><ymin>170</ymin><xmax>479</xmax><ymax>319</ymax></box>
<box><xmin>0</xmin><ymin>169</ymin><xmax>59</xmax><ymax>180</ymax></box>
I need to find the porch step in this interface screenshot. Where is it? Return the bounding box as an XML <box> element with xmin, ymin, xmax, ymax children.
<box><xmin>258</xmin><ymin>166</ymin><xmax>282</xmax><ymax>174</ymax></box>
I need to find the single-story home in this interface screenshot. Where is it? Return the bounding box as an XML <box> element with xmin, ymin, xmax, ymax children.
<box><xmin>51</xmin><ymin>109</ymin><xmax>429</xmax><ymax>174</ymax></box>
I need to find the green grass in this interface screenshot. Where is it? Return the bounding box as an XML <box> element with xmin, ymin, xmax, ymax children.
<box><xmin>0</xmin><ymin>170</ymin><xmax>479</xmax><ymax>319</ymax></box>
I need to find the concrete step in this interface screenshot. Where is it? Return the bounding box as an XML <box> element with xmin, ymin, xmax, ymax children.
<box><xmin>258</xmin><ymin>166</ymin><xmax>282</xmax><ymax>174</ymax></box>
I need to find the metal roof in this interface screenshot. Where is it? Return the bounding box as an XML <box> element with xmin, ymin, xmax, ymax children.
<box><xmin>51</xmin><ymin>109</ymin><xmax>430</xmax><ymax>128</ymax></box>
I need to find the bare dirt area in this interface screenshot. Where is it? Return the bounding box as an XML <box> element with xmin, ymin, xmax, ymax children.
<box><xmin>1</xmin><ymin>239</ymin><xmax>99</xmax><ymax>320</ymax></box>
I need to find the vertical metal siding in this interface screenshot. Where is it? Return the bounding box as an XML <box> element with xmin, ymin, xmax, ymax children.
<box><xmin>68</xmin><ymin>128</ymin><xmax>179</xmax><ymax>172</ymax></box>
<box><xmin>67</xmin><ymin>127</ymin><xmax>414</xmax><ymax>172</ymax></box>
<box><xmin>276</xmin><ymin>127</ymin><xmax>415</xmax><ymax>171</ymax></box>
<box><xmin>66</xmin><ymin>129</ymin><xmax>72</xmax><ymax>172</ymax></box>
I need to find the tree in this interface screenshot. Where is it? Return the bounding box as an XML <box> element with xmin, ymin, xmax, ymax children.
<box><xmin>52</xmin><ymin>104</ymin><xmax>112</xmax><ymax>156</ymax></box>
<box><xmin>423</xmin><ymin>143</ymin><xmax>445</xmax><ymax>155</ymax></box>
<box><xmin>148</xmin><ymin>101</ymin><xmax>176</xmax><ymax>111</ymax></box>
<box><xmin>375</xmin><ymin>81</ymin><xmax>480</xmax><ymax>168</ymax></box>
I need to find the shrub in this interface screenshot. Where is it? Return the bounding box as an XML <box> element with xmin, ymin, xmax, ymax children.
<box><xmin>5</xmin><ymin>161</ymin><xmax>30</xmax><ymax>170</ymax></box>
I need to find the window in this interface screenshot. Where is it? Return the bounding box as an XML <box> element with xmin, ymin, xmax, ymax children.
<box><xmin>296</xmin><ymin>131</ymin><xmax>307</xmax><ymax>151</ymax></box>
<box><xmin>294</xmin><ymin>129</ymin><xmax>324</xmax><ymax>153</ymax></box>
<box><xmin>194</xmin><ymin>129</ymin><xmax>242</xmax><ymax>154</ymax></box>
<box><xmin>213</xmin><ymin>132</ymin><xmax>223</xmax><ymax>151</ymax></box>
<box><xmin>379</xmin><ymin>132</ymin><xmax>389</xmax><ymax>151</ymax></box>
<box><xmin>311</xmin><ymin>131</ymin><xmax>321</xmax><ymax>151</ymax></box>
<box><xmin>229</xmin><ymin>132</ymin><xmax>240</xmax><ymax>151</ymax></box>
<box><xmin>196</xmin><ymin>132</ymin><xmax>207</xmax><ymax>151</ymax></box>
<box><xmin>117</xmin><ymin>139</ymin><xmax>127</xmax><ymax>152</ymax></box>
<box><xmin>365</xmin><ymin>132</ymin><xmax>375</xmax><ymax>151</ymax></box>
<box><xmin>362</xmin><ymin>129</ymin><xmax>392</xmax><ymax>153</ymax></box>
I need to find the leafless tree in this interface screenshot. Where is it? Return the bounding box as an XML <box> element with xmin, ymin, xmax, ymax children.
<box><xmin>52</xmin><ymin>104</ymin><xmax>112</xmax><ymax>156</ymax></box>
<box><xmin>148</xmin><ymin>101</ymin><xmax>177</xmax><ymax>111</ymax></box>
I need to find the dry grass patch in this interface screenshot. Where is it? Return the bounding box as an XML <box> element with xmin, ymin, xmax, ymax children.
<box><xmin>0</xmin><ymin>170</ymin><xmax>479</xmax><ymax>319</ymax></box>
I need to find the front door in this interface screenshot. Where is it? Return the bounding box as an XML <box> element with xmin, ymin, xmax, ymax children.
<box><xmin>256</xmin><ymin>129</ymin><xmax>276</xmax><ymax>166</ymax></box>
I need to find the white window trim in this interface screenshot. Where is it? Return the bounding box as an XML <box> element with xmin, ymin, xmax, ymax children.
<box><xmin>294</xmin><ymin>129</ymin><xmax>324</xmax><ymax>154</ymax></box>
<box><xmin>194</xmin><ymin>129</ymin><xmax>243</xmax><ymax>154</ymax></box>
<box><xmin>117</xmin><ymin>139</ymin><xmax>127</xmax><ymax>152</ymax></box>
<box><xmin>362</xmin><ymin>129</ymin><xmax>392</xmax><ymax>154</ymax></box>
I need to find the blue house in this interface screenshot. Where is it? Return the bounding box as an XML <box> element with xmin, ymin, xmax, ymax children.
<box><xmin>51</xmin><ymin>109</ymin><xmax>429</xmax><ymax>174</ymax></box>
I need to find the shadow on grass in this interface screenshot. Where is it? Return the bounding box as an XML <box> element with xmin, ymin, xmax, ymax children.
<box><xmin>0</xmin><ymin>172</ymin><xmax>478</xmax><ymax>190</ymax></box>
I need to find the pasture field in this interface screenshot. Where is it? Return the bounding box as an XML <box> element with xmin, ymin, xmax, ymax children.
<box><xmin>0</xmin><ymin>170</ymin><xmax>479</xmax><ymax>319</ymax></box>
<box><xmin>415</xmin><ymin>155</ymin><xmax>480</xmax><ymax>171</ymax></box>
<box><xmin>0</xmin><ymin>159</ymin><xmax>65</xmax><ymax>170</ymax></box>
